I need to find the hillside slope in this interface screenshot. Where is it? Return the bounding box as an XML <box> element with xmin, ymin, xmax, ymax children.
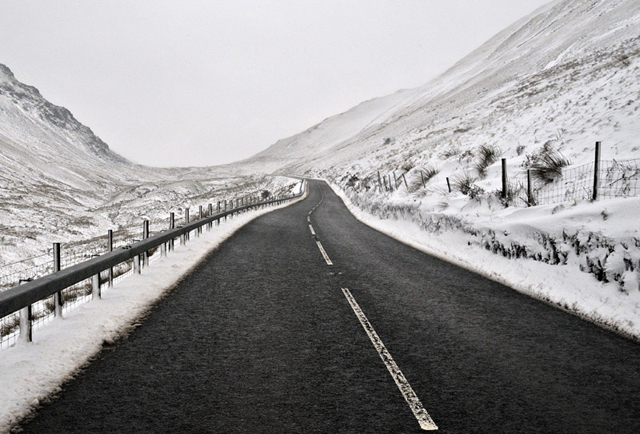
<box><xmin>264</xmin><ymin>0</ymin><xmax>639</xmax><ymax>176</ymax></box>
<box><xmin>250</xmin><ymin>0</ymin><xmax>640</xmax><ymax>338</ymax></box>
<box><xmin>0</xmin><ymin>64</ymin><xmax>295</xmax><ymax>270</ymax></box>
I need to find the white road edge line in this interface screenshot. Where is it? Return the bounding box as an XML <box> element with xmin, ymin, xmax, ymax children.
<box><xmin>316</xmin><ymin>241</ymin><xmax>333</xmax><ymax>266</ymax></box>
<box><xmin>309</xmin><ymin>225</ymin><xmax>316</xmax><ymax>236</ymax></box>
<box><xmin>340</xmin><ymin>287</ymin><xmax>438</xmax><ymax>431</ymax></box>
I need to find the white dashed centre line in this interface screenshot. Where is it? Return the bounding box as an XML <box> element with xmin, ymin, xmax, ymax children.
<box><xmin>309</xmin><ymin>225</ymin><xmax>316</xmax><ymax>236</ymax></box>
<box><xmin>341</xmin><ymin>287</ymin><xmax>438</xmax><ymax>431</ymax></box>
<box><xmin>316</xmin><ymin>241</ymin><xmax>333</xmax><ymax>266</ymax></box>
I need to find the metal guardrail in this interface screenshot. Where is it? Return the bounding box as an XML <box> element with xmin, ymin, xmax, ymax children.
<box><xmin>0</xmin><ymin>184</ymin><xmax>306</xmax><ymax>344</ymax></box>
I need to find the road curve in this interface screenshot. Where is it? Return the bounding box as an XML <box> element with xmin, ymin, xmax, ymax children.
<box><xmin>16</xmin><ymin>180</ymin><xmax>640</xmax><ymax>433</ymax></box>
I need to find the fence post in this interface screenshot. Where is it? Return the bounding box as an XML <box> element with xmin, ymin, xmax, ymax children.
<box><xmin>393</xmin><ymin>172</ymin><xmax>398</xmax><ymax>189</ymax></box>
<box><xmin>107</xmin><ymin>231</ymin><xmax>114</xmax><ymax>286</ymax></box>
<box><xmin>501</xmin><ymin>158</ymin><xmax>507</xmax><ymax>199</ymax></box>
<box><xmin>389</xmin><ymin>175</ymin><xmax>394</xmax><ymax>192</ymax></box>
<box><xmin>527</xmin><ymin>169</ymin><xmax>533</xmax><ymax>207</ymax></box>
<box><xmin>169</xmin><ymin>212</ymin><xmax>175</xmax><ymax>251</ymax></box>
<box><xmin>446</xmin><ymin>177</ymin><xmax>452</xmax><ymax>193</ymax></box>
<box><xmin>19</xmin><ymin>279</ymin><xmax>32</xmax><ymax>343</ymax></box>
<box><xmin>402</xmin><ymin>173</ymin><xmax>409</xmax><ymax>190</ymax></box>
<box><xmin>420</xmin><ymin>171</ymin><xmax>426</xmax><ymax>188</ymax></box>
<box><xmin>593</xmin><ymin>141</ymin><xmax>601</xmax><ymax>201</ymax></box>
<box><xmin>143</xmin><ymin>220</ymin><xmax>149</xmax><ymax>267</ymax></box>
<box><xmin>198</xmin><ymin>205</ymin><xmax>203</xmax><ymax>236</ymax></box>
<box><xmin>377</xmin><ymin>171</ymin><xmax>383</xmax><ymax>191</ymax></box>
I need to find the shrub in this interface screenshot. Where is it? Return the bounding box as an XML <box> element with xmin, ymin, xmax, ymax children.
<box><xmin>530</xmin><ymin>150</ymin><xmax>571</xmax><ymax>184</ymax></box>
<box><xmin>475</xmin><ymin>145</ymin><xmax>502</xmax><ymax>178</ymax></box>
<box><xmin>422</xmin><ymin>167</ymin><xmax>439</xmax><ymax>183</ymax></box>
<box><xmin>453</xmin><ymin>173</ymin><xmax>484</xmax><ymax>199</ymax></box>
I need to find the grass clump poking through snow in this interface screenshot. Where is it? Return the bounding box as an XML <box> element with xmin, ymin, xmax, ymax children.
<box><xmin>453</xmin><ymin>172</ymin><xmax>485</xmax><ymax>199</ymax></box>
<box><xmin>422</xmin><ymin>166</ymin><xmax>439</xmax><ymax>183</ymax></box>
<box><xmin>530</xmin><ymin>150</ymin><xmax>572</xmax><ymax>184</ymax></box>
<box><xmin>525</xmin><ymin>142</ymin><xmax>572</xmax><ymax>185</ymax></box>
<box><xmin>475</xmin><ymin>145</ymin><xmax>502</xmax><ymax>178</ymax></box>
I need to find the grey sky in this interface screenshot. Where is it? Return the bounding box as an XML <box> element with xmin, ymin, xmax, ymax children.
<box><xmin>0</xmin><ymin>0</ymin><xmax>552</xmax><ymax>167</ymax></box>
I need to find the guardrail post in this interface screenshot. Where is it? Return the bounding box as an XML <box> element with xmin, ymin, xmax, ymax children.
<box><xmin>593</xmin><ymin>141</ymin><xmax>601</xmax><ymax>201</ymax></box>
<box><xmin>107</xmin><ymin>230</ymin><xmax>114</xmax><ymax>287</ymax></box>
<box><xmin>184</xmin><ymin>208</ymin><xmax>190</xmax><ymax>243</ymax></box>
<box><xmin>169</xmin><ymin>212</ymin><xmax>175</xmax><ymax>251</ymax></box>
<box><xmin>53</xmin><ymin>243</ymin><xmax>63</xmax><ymax>317</ymax></box>
<box><xmin>133</xmin><ymin>253</ymin><xmax>141</xmax><ymax>274</ymax></box>
<box><xmin>143</xmin><ymin>220</ymin><xmax>150</xmax><ymax>267</ymax></box>
<box><xmin>19</xmin><ymin>279</ymin><xmax>32</xmax><ymax>343</ymax></box>
<box><xmin>208</xmin><ymin>203</ymin><xmax>213</xmax><ymax>230</ymax></box>
<box><xmin>92</xmin><ymin>258</ymin><xmax>101</xmax><ymax>300</ymax></box>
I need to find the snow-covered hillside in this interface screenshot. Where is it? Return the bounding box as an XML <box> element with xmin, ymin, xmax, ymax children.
<box><xmin>0</xmin><ymin>64</ymin><xmax>298</xmax><ymax>285</ymax></box>
<box><xmin>252</xmin><ymin>0</ymin><xmax>640</xmax><ymax>337</ymax></box>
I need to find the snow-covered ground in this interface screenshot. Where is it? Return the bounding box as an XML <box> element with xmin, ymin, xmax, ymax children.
<box><xmin>245</xmin><ymin>0</ymin><xmax>640</xmax><ymax>340</ymax></box>
<box><xmin>0</xmin><ymin>189</ymin><xmax>305</xmax><ymax>433</ymax></box>
<box><xmin>331</xmin><ymin>182</ymin><xmax>640</xmax><ymax>341</ymax></box>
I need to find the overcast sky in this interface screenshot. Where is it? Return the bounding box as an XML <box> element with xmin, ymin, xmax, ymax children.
<box><xmin>0</xmin><ymin>0</ymin><xmax>551</xmax><ymax>167</ymax></box>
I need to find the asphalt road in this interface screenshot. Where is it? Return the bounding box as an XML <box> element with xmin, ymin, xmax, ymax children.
<box><xmin>16</xmin><ymin>180</ymin><xmax>640</xmax><ymax>433</ymax></box>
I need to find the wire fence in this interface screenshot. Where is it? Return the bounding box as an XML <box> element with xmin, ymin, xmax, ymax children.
<box><xmin>362</xmin><ymin>155</ymin><xmax>640</xmax><ymax>209</ymax></box>
<box><xmin>509</xmin><ymin>158</ymin><xmax>640</xmax><ymax>207</ymax></box>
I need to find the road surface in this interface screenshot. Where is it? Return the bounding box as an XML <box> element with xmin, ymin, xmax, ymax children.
<box><xmin>17</xmin><ymin>180</ymin><xmax>640</xmax><ymax>433</ymax></box>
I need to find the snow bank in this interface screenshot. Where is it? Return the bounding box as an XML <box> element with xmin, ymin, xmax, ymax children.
<box><xmin>331</xmin><ymin>183</ymin><xmax>640</xmax><ymax>342</ymax></box>
<box><xmin>0</xmin><ymin>192</ymin><xmax>305</xmax><ymax>433</ymax></box>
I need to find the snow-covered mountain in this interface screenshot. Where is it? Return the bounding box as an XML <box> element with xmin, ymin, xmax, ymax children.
<box><xmin>247</xmin><ymin>0</ymin><xmax>640</xmax><ymax>337</ymax></box>
<box><xmin>252</xmin><ymin>0</ymin><xmax>639</xmax><ymax>177</ymax></box>
<box><xmin>0</xmin><ymin>64</ymin><xmax>294</xmax><ymax>269</ymax></box>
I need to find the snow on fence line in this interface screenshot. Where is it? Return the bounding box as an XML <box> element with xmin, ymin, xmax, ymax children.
<box><xmin>352</xmin><ymin>142</ymin><xmax>640</xmax><ymax>207</ymax></box>
<box><xmin>0</xmin><ymin>186</ymin><xmax>305</xmax><ymax>350</ymax></box>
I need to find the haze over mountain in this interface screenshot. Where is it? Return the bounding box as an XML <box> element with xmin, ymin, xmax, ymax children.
<box><xmin>249</xmin><ymin>0</ymin><xmax>640</xmax><ymax>178</ymax></box>
<box><xmin>2</xmin><ymin>0</ymin><xmax>639</xmax><ymax>276</ymax></box>
<box><xmin>0</xmin><ymin>64</ymin><xmax>290</xmax><ymax>266</ymax></box>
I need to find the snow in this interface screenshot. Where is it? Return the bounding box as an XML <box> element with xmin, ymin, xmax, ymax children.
<box><xmin>0</xmin><ymin>193</ymin><xmax>305</xmax><ymax>433</ymax></box>
<box><xmin>331</xmin><ymin>183</ymin><xmax>640</xmax><ymax>341</ymax></box>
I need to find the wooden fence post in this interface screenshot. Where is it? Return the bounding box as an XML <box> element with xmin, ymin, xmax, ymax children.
<box><xmin>527</xmin><ymin>169</ymin><xmax>533</xmax><ymax>207</ymax></box>
<box><xmin>593</xmin><ymin>141</ymin><xmax>601</xmax><ymax>201</ymax></box>
<box><xmin>420</xmin><ymin>171</ymin><xmax>426</xmax><ymax>188</ymax></box>
<box><xmin>501</xmin><ymin>158</ymin><xmax>507</xmax><ymax>199</ymax></box>
<box><xmin>446</xmin><ymin>177</ymin><xmax>452</xmax><ymax>193</ymax></box>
